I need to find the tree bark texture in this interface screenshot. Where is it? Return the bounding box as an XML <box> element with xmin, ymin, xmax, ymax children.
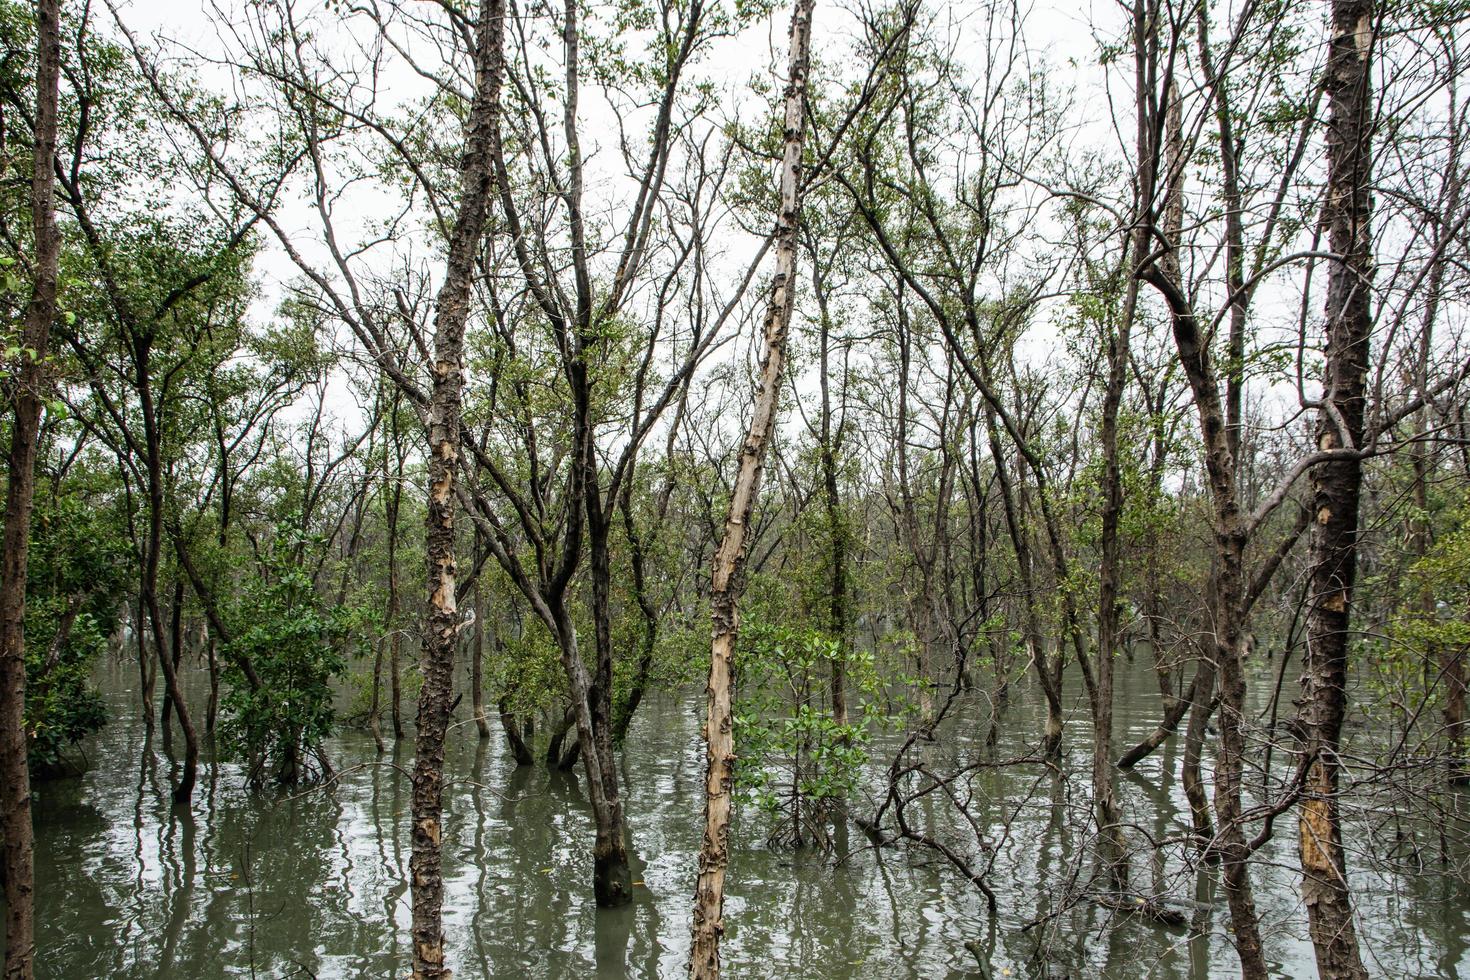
<box><xmin>0</xmin><ymin>0</ymin><xmax>61</xmax><ymax>973</ymax></box>
<box><xmin>409</xmin><ymin>0</ymin><xmax>502</xmax><ymax>974</ymax></box>
<box><xmin>689</xmin><ymin>0</ymin><xmax>816</xmax><ymax>973</ymax></box>
<box><xmin>1297</xmin><ymin>0</ymin><xmax>1374</xmax><ymax>975</ymax></box>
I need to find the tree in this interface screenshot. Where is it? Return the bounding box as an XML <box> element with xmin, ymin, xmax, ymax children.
<box><xmin>1295</xmin><ymin>0</ymin><xmax>1376</xmax><ymax>973</ymax></box>
<box><xmin>408</xmin><ymin>0</ymin><xmax>503</xmax><ymax>972</ymax></box>
<box><xmin>220</xmin><ymin>528</ymin><xmax>361</xmax><ymax>786</ymax></box>
<box><xmin>0</xmin><ymin>0</ymin><xmax>60</xmax><ymax>970</ymax></box>
<box><xmin>690</xmin><ymin>0</ymin><xmax>817</xmax><ymax>970</ymax></box>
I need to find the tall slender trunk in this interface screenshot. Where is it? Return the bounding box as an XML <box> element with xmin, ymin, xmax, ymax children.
<box><xmin>1191</xmin><ymin>19</ymin><xmax>1269</xmax><ymax>970</ymax></box>
<box><xmin>613</xmin><ymin>480</ymin><xmax>658</xmax><ymax>742</ymax></box>
<box><xmin>142</xmin><ymin>409</ymin><xmax>196</xmax><ymax>805</ymax></box>
<box><xmin>160</xmin><ymin>578</ymin><xmax>185</xmax><ymax>740</ymax></box>
<box><xmin>584</xmin><ymin>498</ymin><xmax>628</xmax><ymax>877</ymax></box>
<box><xmin>964</xmin><ymin>412</ymin><xmax>1004</xmax><ymax>706</ymax></box>
<box><xmin>369</xmin><ymin>387</ymin><xmax>390</xmax><ymax>753</ymax></box>
<box><xmin>613</xmin><ymin>389</ymin><xmax>687</xmax><ymax>742</ymax></box>
<box><xmin>135</xmin><ymin>596</ymin><xmax>154</xmax><ymax>734</ymax></box>
<box><xmin>689</xmin><ymin>0</ymin><xmax>815</xmax><ymax>972</ymax></box>
<box><xmin>409</xmin><ymin>0</ymin><xmax>501</xmax><ymax>973</ymax></box>
<box><xmin>892</xmin><ymin>310</ymin><xmax>934</xmax><ymax>721</ymax></box>
<box><xmin>0</xmin><ymin>0</ymin><xmax>61</xmax><ymax>971</ymax></box>
<box><xmin>1089</xmin><ymin>45</ymin><xmax>1157</xmax><ymax>877</ymax></box>
<box><xmin>984</xmin><ymin>402</ymin><xmax>1058</xmax><ymax>757</ymax></box>
<box><xmin>205</xmin><ymin>632</ymin><xmax>219</xmax><ymax>736</ymax></box>
<box><xmin>1141</xmin><ymin>374</ymin><xmax>1176</xmax><ymax>714</ymax></box>
<box><xmin>1296</xmin><ymin>1</ymin><xmax>1374</xmax><ymax>975</ymax></box>
<box><xmin>370</xmin><ymin>631</ymin><xmax>387</xmax><ymax>754</ymax></box>
<box><xmin>548</xmin><ymin>598</ymin><xmax>631</xmax><ymax>904</ymax></box>
<box><xmin>566</xmin><ymin>353</ymin><xmax>633</xmax><ymax>905</ymax></box>
<box><xmin>1093</xmin><ymin>272</ymin><xmax>1134</xmax><ymax>892</ymax></box>
<box><xmin>471</xmin><ymin>539</ymin><xmax>490</xmax><ymax>739</ymax></box>
<box><xmin>387</xmin><ymin>411</ymin><xmax>405</xmax><ymax>741</ymax></box>
<box><xmin>1138</xmin><ymin>50</ymin><xmax>1268</xmax><ymax>980</ymax></box>
<box><xmin>814</xmin><ymin>275</ymin><xmax>848</xmax><ymax>726</ymax></box>
<box><xmin>1144</xmin><ymin>292</ymin><xmax>1264</xmax><ymax>976</ymax></box>
<box><xmin>1210</xmin><ymin>532</ymin><xmax>1265</xmax><ymax>975</ymax></box>
<box><xmin>126</xmin><ymin>324</ymin><xmax>198</xmax><ymax>805</ymax></box>
<box><xmin>1143</xmin><ymin>570</ymin><xmax>1173</xmax><ymax>710</ymax></box>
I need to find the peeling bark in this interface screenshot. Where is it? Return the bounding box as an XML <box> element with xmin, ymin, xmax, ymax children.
<box><xmin>1295</xmin><ymin>0</ymin><xmax>1374</xmax><ymax>974</ymax></box>
<box><xmin>689</xmin><ymin>0</ymin><xmax>816</xmax><ymax>973</ymax></box>
<box><xmin>409</xmin><ymin>0</ymin><xmax>503</xmax><ymax>974</ymax></box>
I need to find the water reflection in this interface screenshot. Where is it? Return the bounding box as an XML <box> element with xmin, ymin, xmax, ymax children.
<box><xmin>27</xmin><ymin>659</ymin><xmax>1470</xmax><ymax>978</ymax></box>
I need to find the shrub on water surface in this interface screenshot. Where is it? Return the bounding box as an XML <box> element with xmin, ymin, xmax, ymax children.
<box><xmin>221</xmin><ymin>532</ymin><xmax>368</xmax><ymax>786</ymax></box>
<box><xmin>733</xmin><ymin>623</ymin><xmax>892</xmax><ymax>849</ymax></box>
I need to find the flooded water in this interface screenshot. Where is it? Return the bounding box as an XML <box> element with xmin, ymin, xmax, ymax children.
<box><xmin>28</xmin><ymin>655</ymin><xmax>1470</xmax><ymax>978</ymax></box>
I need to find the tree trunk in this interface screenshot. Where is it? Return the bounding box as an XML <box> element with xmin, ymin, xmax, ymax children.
<box><xmin>0</xmin><ymin>0</ymin><xmax>61</xmax><ymax>971</ymax></box>
<box><xmin>815</xmin><ymin>278</ymin><xmax>848</xmax><ymax>727</ymax></box>
<box><xmin>1141</xmin><ymin>373</ymin><xmax>1176</xmax><ymax>715</ymax></box>
<box><xmin>1142</xmin><ymin>294</ymin><xmax>1263</xmax><ymax>974</ymax></box>
<box><xmin>612</xmin><ymin>494</ymin><xmax>659</xmax><ymax>743</ymax></box>
<box><xmin>471</xmin><ymin>537</ymin><xmax>490</xmax><ymax>739</ymax></box>
<box><xmin>470</xmin><ymin>617</ymin><xmax>490</xmax><ymax>738</ymax></box>
<box><xmin>552</xmin><ymin>605</ymin><xmax>631</xmax><ymax>906</ymax></box>
<box><xmin>205</xmin><ymin>632</ymin><xmax>219</xmax><ymax>737</ymax></box>
<box><xmin>497</xmin><ymin>695</ymin><xmax>534</xmax><ymax>766</ymax></box>
<box><xmin>1092</xmin><ymin>258</ymin><xmax>1134</xmax><ymax>892</ymax></box>
<box><xmin>370</xmin><ymin>388</ymin><xmax>392</xmax><ymax>754</ymax></box>
<box><xmin>1210</xmin><ymin>533</ymin><xmax>1267</xmax><ymax>977</ymax></box>
<box><xmin>1118</xmin><ymin>672</ymin><xmax>1199</xmax><ymax>769</ymax></box>
<box><xmin>387</xmin><ymin>431</ymin><xmax>405</xmax><ymax>742</ymax></box>
<box><xmin>137</xmin><ymin>354</ymin><xmax>197</xmax><ymax>805</ymax></box>
<box><xmin>409</xmin><ymin>0</ymin><xmax>502</xmax><ymax>973</ymax></box>
<box><xmin>689</xmin><ymin>0</ymin><xmax>815</xmax><ymax>972</ymax></box>
<box><xmin>1137</xmin><ymin>27</ymin><xmax>1267</xmax><ymax>968</ymax></box>
<box><xmin>135</xmin><ymin>597</ymin><xmax>154</xmax><ymax>734</ymax></box>
<box><xmin>1296</xmin><ymin>1</ymin><xmax>1374</xmax><ymax>974</ymax></box>
<box><xmin>160</xmin><ymin>578</ymin><xmax>185</xmax><ymax>743</ymax></box>
<box><xmin>546</xmin><ymin>704</ymin><xmax>574</xmax><ymax>768</ymax></box>
<box><xmin>370</xmin><ymin>632</ymin><xmax>386</xmax><ymax>755</ymax></box>
<box><xmin>613</xmin><ymin>390</ymin><xmax>688</xmax><ymax>743</ymax></box>
<box><xmin>1180</xmin><ymin>660</ymin><xmax>1217</xmax><ymax>840</ymax></box>
<box><xmin>1447</xmin><ymin>647</ymin><xmax>1469</xmax><ymax>784</ymax></box>
<box><xmin>583</xmin><ymin>500</ymin><xmax>630</xmax><ymax>898</ymax></box>
<box><xmin>145</xmin><ymin>519</ymin><xmax>196</xmax><ymax>805</ymax></box>
<box><xmin>983</xmin><ymin>403</ymin><xmax>1059</xmax><ymax>758</ymax></box>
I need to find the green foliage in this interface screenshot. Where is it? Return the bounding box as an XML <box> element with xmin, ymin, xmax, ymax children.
<box><xmin>732</xmin><ymin>623</ymin><xmax>892</xmax><ymax>849</ymax></box>
<box><xmin>221</xmin><ymin>529</ymin><xmax>370</xmax><ymax>786</ymax></box>
<box><xmin>23</xmin><ymin>487</ymin><xmax>129</xmax><ymax>773</ymax></box>
<box><xmin>1384</xmin><ymin>499</ymin><xmax>1470</xmax><ymax>674</ymax></box>
<box><xmin>487</xmin><ymin>611</ymin><xmax>564</xmax><ymax>718</ymax></box>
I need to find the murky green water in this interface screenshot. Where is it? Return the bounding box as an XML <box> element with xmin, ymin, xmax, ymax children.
<box><xmin>28</xmin><ymin>656</ymin><xmax>1470</xmax><ymax>978</ymax></box>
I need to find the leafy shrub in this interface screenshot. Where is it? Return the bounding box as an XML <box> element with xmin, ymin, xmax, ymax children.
<box><xmin>24</xmin><ymin>492</ymin><xmax>128</xmax><ymax>774</ymax></box>
<box><xmin>733</xmin><ymin>623</ymin><xmax>887</xmax><ymax>849</ymax></box>
<box><xmin>221</xmin><ymin>532</ymin><xmax>368</xmax><ymax>786</ymax></box>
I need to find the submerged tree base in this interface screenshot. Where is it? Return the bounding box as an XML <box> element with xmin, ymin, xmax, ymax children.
<box><xmin>594</xmin><ymin>847</ymin><xmax>633</xmax><ymax>907</ymax></box>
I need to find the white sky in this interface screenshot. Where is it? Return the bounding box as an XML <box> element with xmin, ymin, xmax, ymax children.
<box><xmin>96</xmin><ymin>0</ymin><xmax>1467</xmax><ymax>480</ymax></box>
